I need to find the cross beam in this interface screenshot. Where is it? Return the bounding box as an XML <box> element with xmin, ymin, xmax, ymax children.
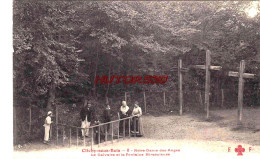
<box><xmin>228</xmin><ymin>72</ymin><xmax>255</xmax><ymax>79</ymax></box>
<box><xmin>192</xmin><ymin>65</ymin><xmax>222</xmax><ymax>71</ymax></box>
<box><xmin>228</xmin><ymin>60</ymin><xmax>256</xmax><ymax>124</ymax></box>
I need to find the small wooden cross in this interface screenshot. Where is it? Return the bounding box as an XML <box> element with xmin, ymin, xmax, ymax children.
<box><xmin>228</xmin><ymin>60</ymin><xmax>256</xmax><ymax>124</ymax></box>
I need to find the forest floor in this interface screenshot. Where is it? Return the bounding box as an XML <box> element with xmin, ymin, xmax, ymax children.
<box><xmin>14</xmin><ymin>107</ymin><xmax>260</xmax><ymax>158</ymax></box>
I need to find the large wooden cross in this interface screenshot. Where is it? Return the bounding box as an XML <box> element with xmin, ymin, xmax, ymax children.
<box><xmin>177</xmin><ymin>50</ymin><xmax>221</xmax><ymax>118</ymax></box>
<box><xmin>228</xmin><ymin>60</ymin><xmax>256</xmax><ymax>124</ymax></box>
<box><xmin>192</xmin><ymin>50</ymin><xmax>222</xmax><ymax>119</ymax></box>
<box><xmin>178</xmin><ymin>59</ymin><xmax>187</xmax><ymax>115</ymax></box>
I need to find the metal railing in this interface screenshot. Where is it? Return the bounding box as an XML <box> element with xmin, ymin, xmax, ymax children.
<box><xmin>50</xmin><ymin>115</ymin><xmax>138</xmax><ymax>148</ymax></box>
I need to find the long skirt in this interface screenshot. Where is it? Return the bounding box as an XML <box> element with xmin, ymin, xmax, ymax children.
<box><xmin>94</xmin><ymin>124</ymin><xmax>106</xmax><ymax>144</ymax></box>
<box><xmin>131</xmin><ymin>116</ymin><xmax>144</xmax><ymax>136</ymax></box>
<box><xmin>104</xmin><ymin>119</ymin><xmax>111</xmax><ymax>133</ymax></box>
<box><xmin>119</xmin><ymin>115</ymin><xmax>129</xmax><ymax>135</ymax></box>
<box><xmin>44</xmin><ymin>125</ymin><xmax>50</xmax><ymax>141</ymax></box>
<box><xmin>81</xmin><ymin>120</ymin><xmax>90</xmax><ymax>137</ymax></box>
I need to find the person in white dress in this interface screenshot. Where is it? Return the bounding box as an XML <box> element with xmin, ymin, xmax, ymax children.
<box><xmin>119</xmin><ymin>101</ymin><xmax>130</xmax><ymax>135</ymax></box>
<box><xmin>43</xmin><ymin>111</ymin><xmax>53</xmax><ymax>144</ymax></box>
<box><xmin>131</xmin><ymin>101</ymin><xmax>144</xmax><ymax>136</ymax></box>
<box><xmin>80</xmin><ymin>100</ymin><xmax>91</xmax><ymax>139</ymax></box>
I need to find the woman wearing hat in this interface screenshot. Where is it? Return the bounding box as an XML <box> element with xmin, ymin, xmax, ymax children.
<box><xmin>131</xmin><ymin>101</ymin><xmax>144</xmax><ymax>137</ymax></box>
<box><xmin>43</xmin><ymin>111</ymin><xmax>53</xmax><ymax>144</ymax></box>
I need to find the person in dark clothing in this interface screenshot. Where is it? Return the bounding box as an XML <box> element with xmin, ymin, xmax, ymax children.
<box><xmin>86</xmin><ymin>102</ymin><xmax>96</xmax><ymax>124</ymax></box>
<box><xmin>103</xmin><ymin>104</ymin><xmax>112</xmax><ymax>132</ymax></box>
<box><xmin>80</xmin><ymin>101</ymin><xmax>96</xmax><ymax>139</ymax></box>
<box><xmin>93</xmin><ymin>120</ymin><xmax>106</xmax><ymax>144</ymax></box>
<box><xmin>80</xmin><ymin>106</ymin><xmax>86</xmax><ymax>121</ymax></box>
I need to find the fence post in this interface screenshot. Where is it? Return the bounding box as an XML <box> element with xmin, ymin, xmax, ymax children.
<box><xmin>134</xmin><ymin>117</ymin><xmax>136</xmax><ymax>137</ymax></box>
<box><xmin>199</xmin><ymin>91</ymin><xmax>203</xmax><ymax>106</ymax></box>
<box><xmin>69</xmin><ymin>128</ymin><xmax>71</xmax><ymax>147</ymax></box>
<box><xmin>117</xmin><ymin>121</ymin><xmax>120</xmax><ymax>140</ymax></box>
<box><xmin>111</xmin><ymin>123</ymin><xmax>114</xmax><ymax>144</ymax></box>
<box><xmin>128</xmin><ymin>118</ymin><xmax>131</xmax><ymax>138</ymax></box>
<box><xmin>62</xmin><ymin>127</ymin><xmax>65</xmax><ymax>146</ymax></box>
<box><xmin>50</xmin><ymin>123</ymin><xmax>52</xmax><ymax>140</ymax></box>
<box><xmin>56</xmin><ymin>125</ymin><xmax>58</xmax><ymax>145</ymax></box>
<box><xmin>91</xmin><ymin>128</ymin><xmax>93</xmax><ymax>149</ymax></box>
<box><xmin>123</xmin><ymin>120</ymin><xmax>125</xmax><ymax>140</ymax></box>
<box><xmin>125</xmin><ymin>92</ymin><xmax>127</xmax><ymax>103</ymax></box>
<box><xmin>29</xmin><ymin>106</ymin><xmax>31</xmax><ymax>135</ymax></box>
<box><xmin>56</xmin><ymin>105</ymin><xmax>59</xmax><ymax>145</ymax></box>
<box><xmin>76</xmin><ymin>128</ymin><xmax>78</xmax><ymax>147</ymax></box>
<box><xmin>216</xmin><ymin>78</ymin><xmax>220</xmax><ymax>105</ymax></box>
<box><xmin>163</xmin><ymin>91</ymin><xmax>166</xmax><ymax>106</ymax></box>
<box><xmin>105</xmin><ymin>124</ymin><xmax>108</xmax><ymax>145</ymax></box>
<box><xmin>56</xmin><ymin>105</ymin><xmax>58</xmax><ymax>125</ymax></box>
<box><xmin>143</xmin><ymin>91</ymin><xmax>147</xmax><ymax>113</ymax></box>
<box><xmin>98</xmin><ymin>126</ymin><xmax>100</xmax><ymax>147</ymax></box>
<box><xmin>14</xmin><ymin>106</ymin><xmax>17</xmax><ymax>145</ymax></box>
<box><xmin>83</xmin><ymin>131</ymin><xmax>86</xmax><ymax>147</ymax></box>
<box><xmin>221</xmin><ymin>89</ymin><xmax>224</xmax><ymax>108</ymax></box>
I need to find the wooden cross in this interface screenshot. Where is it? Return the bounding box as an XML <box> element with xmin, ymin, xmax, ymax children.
<box><xmin>177</xmin><ymin>50</ymin><xmax>221</xmax><ymax>117</ymax></box>
<box><xmin>192</xmin><ymin>50</ymin><xmax>222</xmax><ymax>119</ymax></box>
<box><xmin>178</xmin><ymin>59</ymin><xmax>188</xmax><ymax>115</ymax></box>
<box><xmin>228</xmin><ymin>60</ymin><xmax>256</xmax><ymax>124</ymax></box>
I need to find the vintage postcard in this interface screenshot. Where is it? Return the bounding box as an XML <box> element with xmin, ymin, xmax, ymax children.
<box><xmin>12</xmin><ymin>0</ymin><xmax>260</xmax><ymax>158</ymax></box>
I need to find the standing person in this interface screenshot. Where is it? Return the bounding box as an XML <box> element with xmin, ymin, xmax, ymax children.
<box><xmin>85</xmin><ymin>101</ymin><xmax>96</xmax><ymax>136</ymax></box>
<box><xmin>43</xmin><ymin>111</ymin><xmax>53</xmax><ymax>144</ymax></box>
<box><xmin>93</xmin><ymin>120</ymin><xmax>106</xmax><ymax>144</ymax></box>
<box><xmin>80</xmin><ymin>101</ymin><xmax>87</xmax><ymax>140</ymax></box>
<box><xmin>103</xmin><ymin>104</ymin><xmax>112</xmax><ymax>132</ymax></box>
<box><xmin>131</xmin><ymin>101</ymin><xmax>144</xmax><ymax>137</ymax></box>
<box><xmin>119</xmin><ymin>101</ymin><xmax>130</xmax><ymax>135</ymax></box>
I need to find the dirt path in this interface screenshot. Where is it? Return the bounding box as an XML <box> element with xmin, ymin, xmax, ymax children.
<box><xmin>143</xmin><ymin>108</ymin><xmax>260</xmax><ymax>146</ymax></box>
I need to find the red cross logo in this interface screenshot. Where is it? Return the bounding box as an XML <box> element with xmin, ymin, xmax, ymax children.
<box><xmin>235</xmin><ymin>145</ymin><xmax>245</xmax><ymax>156</ymax></box>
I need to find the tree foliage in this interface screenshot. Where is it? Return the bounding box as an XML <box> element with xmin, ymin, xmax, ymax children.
<box><xmin>14</xmin><ymin>1</ymin><xmax>260</xmax><ymax>108</ymax></box>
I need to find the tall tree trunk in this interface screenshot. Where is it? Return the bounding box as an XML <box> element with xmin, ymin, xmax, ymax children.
<box><xmin>105</xmin><ymin>64</ymin><xmax>112</xmax><ymax>104</ymax></box>
<box><xmin>93</xmin><ymin>51</ymin><xmax>99</xmax><ymax>97</ymax></box>
<box><xmin>13</xmin><ymin>106</ymin><xmax>17</xmax><ymax>145</ymax></box>
<box><xmin>47</xmin><ymin>82</ymin><xmax>55</xmax><ymax>110</ymax></box>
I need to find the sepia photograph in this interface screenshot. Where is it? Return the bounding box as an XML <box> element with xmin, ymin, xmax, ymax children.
<box><xmin>12</xmin><ymin>0</ymin><xmax>260</xmax><ymax>158</ymax></box>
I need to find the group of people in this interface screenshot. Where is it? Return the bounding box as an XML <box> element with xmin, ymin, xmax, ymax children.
<box><xmin>119</xmin><ymin>101</ymin><xmax>144</xmax><ymax>137</ymax></box>
<box><xmin>43</xmin><ymin>100</ymin><xmax>144</xmax><ymax>144</ymax></box>
<box><xmin>80</xmin><ymin>100</ymin><xmax>144</xmax><ymax>141</ymax></box>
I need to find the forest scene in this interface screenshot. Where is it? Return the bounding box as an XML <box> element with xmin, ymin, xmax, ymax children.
<box><xmin>13</xmin><ymin>1</ymin><xmax>259</xmax><ymax>156</ymax></box>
